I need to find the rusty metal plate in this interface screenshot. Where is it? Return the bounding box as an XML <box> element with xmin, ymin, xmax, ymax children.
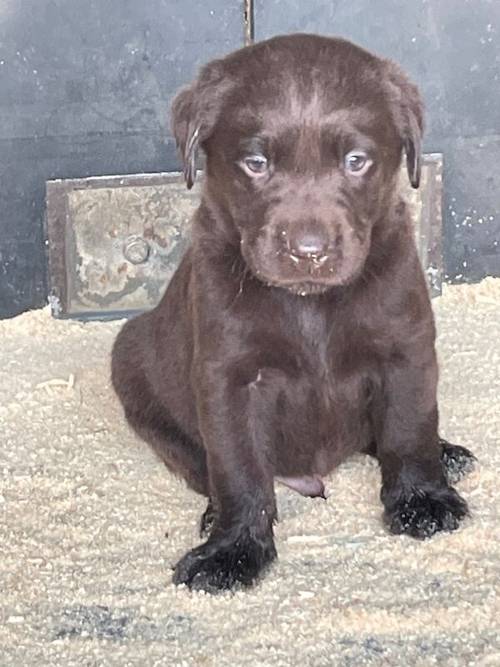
<box><xmin>46</xmin><ymin>173</ymin><xmax>200</xmax><ymax>319</ymax></box>
<box><xmin>46</xmin><ymin>155</ymin><xmax>442</xmax><ymax>320</ymax></box>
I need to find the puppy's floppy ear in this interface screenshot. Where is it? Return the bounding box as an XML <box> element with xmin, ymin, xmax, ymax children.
<box><xmin>170</xmin><ymin>61</ymin><xmax>232</xmax><ymax>189</ymax></box>
<box><xmin>383</xmin><ymin>61</ymin><xmax>424</xmax><ymax>189</ymax></box>
<box><xmin>170</xmin><ymin>86</ymin><xmax>199</xmax><ymax>189</ymax></box>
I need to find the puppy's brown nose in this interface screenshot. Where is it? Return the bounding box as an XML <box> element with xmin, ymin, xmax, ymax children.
<box><xmin>289</xmin><ymin>229</ymin><xmax>329</xmax><ymax>259</ymax></box>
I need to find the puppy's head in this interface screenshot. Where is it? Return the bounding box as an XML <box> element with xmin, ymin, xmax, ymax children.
<box><xmin>171</xmin><ymin>34</ymin><xmax>424</xmax><ymax>294</ymax></box>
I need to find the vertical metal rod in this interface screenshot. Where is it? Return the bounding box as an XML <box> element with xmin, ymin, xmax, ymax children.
<box><xmin>244</xmin><ymin>0</ymin><xmax>254</xmax><ymax>45</ymax></box>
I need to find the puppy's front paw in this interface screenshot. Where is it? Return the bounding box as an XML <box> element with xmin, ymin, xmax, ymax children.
<box><xmin>172</xmin><ymin>529</ymin><xmax>277</xmax><ymax>593</ymax></box>
<box><xmin>440</xmin><ymin>439</ymin><xmax>476</xmax><ymax>484</ymax></box>
<box><xmin>384</xmin><ymin>485</ymin><xmax>468</xmax><ymax>539</ymax></box>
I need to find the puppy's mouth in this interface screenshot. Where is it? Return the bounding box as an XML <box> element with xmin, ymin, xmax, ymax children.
<box><xmin>276</xmin><ymin>281</ymin><xmax>333</xmax><ymax>296</ymax></box>
<box><xmin>263</xmin><ymin>279</ymin><xmax>332</xmax><ymax>296</ymax></box>
<box><xmin>239</xmin><ymin>218</ymin><xmax>370</xmax><ymax>294</ymax></box>
<box><xmin>241</xmin><ymin>243</ymin><xmax>368</xmax><ymax>295</ymax></box>
<box><xmin>259</xmin><ymin>271</ymin><xmax>360</xmax><ymax>296</ymax></box>
<box><xmin>258</xmin><ymin>264</ymin><xmax>343</xmax><ymax>296</ymax></box>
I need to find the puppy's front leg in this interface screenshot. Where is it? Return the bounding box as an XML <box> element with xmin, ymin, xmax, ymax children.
<box><xmin>173</xmin><ymin>363</ymin><xmax>279</xmax><ymax>593</ymax></box>
<box><xmin>376</xmin><ymin>358</ymin><xmax>468</xmax><ymax>539</ymax></box>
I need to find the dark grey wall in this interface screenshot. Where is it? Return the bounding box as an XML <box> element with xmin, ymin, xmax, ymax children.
<box><xmin>0</xmin><ymin>0</ymin><xmax>243</xmax><ymax>318</ymax></box>
<box><xmin>1</xmin><ymin>1</ymin><xmax>499</xmax><ymax>318</ymax></box>
<box><xmin>255</xmin><ymin>0</ymin><xmax>500</xmax><ymax>284</ymax></box>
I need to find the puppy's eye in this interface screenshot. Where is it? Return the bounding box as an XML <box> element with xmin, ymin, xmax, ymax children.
<box><xmin>344</xmin><ymin>151</ymin><xmax>372</xmax><ymax>175</ymax></box>
<box><xmin>242</xmin><ymin>155</ymin><xmax>268</xmax><ymax>176</ymax></box>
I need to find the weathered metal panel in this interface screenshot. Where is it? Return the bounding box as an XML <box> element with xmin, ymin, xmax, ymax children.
<box><xmin>46</xmin><ymin>155</ymin><xmax>442</xmax><ymax>320</ymax></box>
<box><xmin>46</xmin><ymin>174</ymin><xmax>200</xmax><ymax>318</ymax></box>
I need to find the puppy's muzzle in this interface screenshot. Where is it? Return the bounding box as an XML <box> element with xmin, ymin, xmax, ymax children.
<box><xmin>241</xmin><ymin>213</ymin><xmax>369</xmax><ymax>293</ymax></box>
<box><xmin>283</xmin><ymin>224</ymin><xmax>332</xmax><ymax>270</ymax></box>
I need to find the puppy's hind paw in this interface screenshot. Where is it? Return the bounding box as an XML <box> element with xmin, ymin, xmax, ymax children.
<box><xmin>440</xmin><ymin>438</ymin><xmax>477</xmax><ymax>484</ymax></box>
<box><xmin>384</xmin><ymin>485</ymin><xmax>468</xmax><ymax>540</ymax></box>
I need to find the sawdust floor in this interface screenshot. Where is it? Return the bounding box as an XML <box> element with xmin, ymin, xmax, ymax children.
<box><xmin>1</xmin><ymin>279</ymin><xmax>499</xmax><ymax>667</ymax></box>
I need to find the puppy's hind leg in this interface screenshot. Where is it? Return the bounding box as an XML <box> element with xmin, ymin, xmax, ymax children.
<box><xmin>125</xmin><ymin>397</ymin><xmax>209</xmax><ymax>497</ymax></box>
<box><xmin>112</xmin><ymin>328</ymin><xmax>208</xmax><ymax>494</ymax></box>
<box><xmin>113</xmin><ymin>369</ymin><xmax>207</xmax><ymax>498</ymax></box>
<box><xmin>364</xmin><ymin>438</ymin><xmax>476</xmax><ymax>485</ymax></box>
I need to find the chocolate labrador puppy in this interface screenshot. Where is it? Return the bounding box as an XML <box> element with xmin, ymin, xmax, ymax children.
<box><xmin>112</xmin><ymin>34</ymin><xmax>475</xmax><ymax>593</ymax></box>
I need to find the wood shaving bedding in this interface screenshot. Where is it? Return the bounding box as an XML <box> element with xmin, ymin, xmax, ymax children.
<box><xmin>0</xmin><ymin>280</ymin><xmax>499</xmax><ymax>666</ymax></box>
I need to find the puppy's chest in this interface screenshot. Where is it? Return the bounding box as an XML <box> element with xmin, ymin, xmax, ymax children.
<box><xmin>292</xmin><ymin>306</ymin><xmax>376</xmax><ymax>409</ymax></box>
<box><xmin>273</xmin><ymin>310</ymin><xmax>375</xmax><ymax>470</ymax></box>
<box><xmin>293</xmin><ymin>306</ymin><xmax>341</xmax><ymax>375</ymax></box>
<box><xmin>295</xmin><ymin>308</ymin><xmax>333</xmax><ymax>379</ymax></box>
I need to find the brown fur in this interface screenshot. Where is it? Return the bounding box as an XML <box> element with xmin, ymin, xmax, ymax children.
<box><xmin>111</xmin><ymin>34</ymin><xmax>472</xmax><ymax>593</ymax></box>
